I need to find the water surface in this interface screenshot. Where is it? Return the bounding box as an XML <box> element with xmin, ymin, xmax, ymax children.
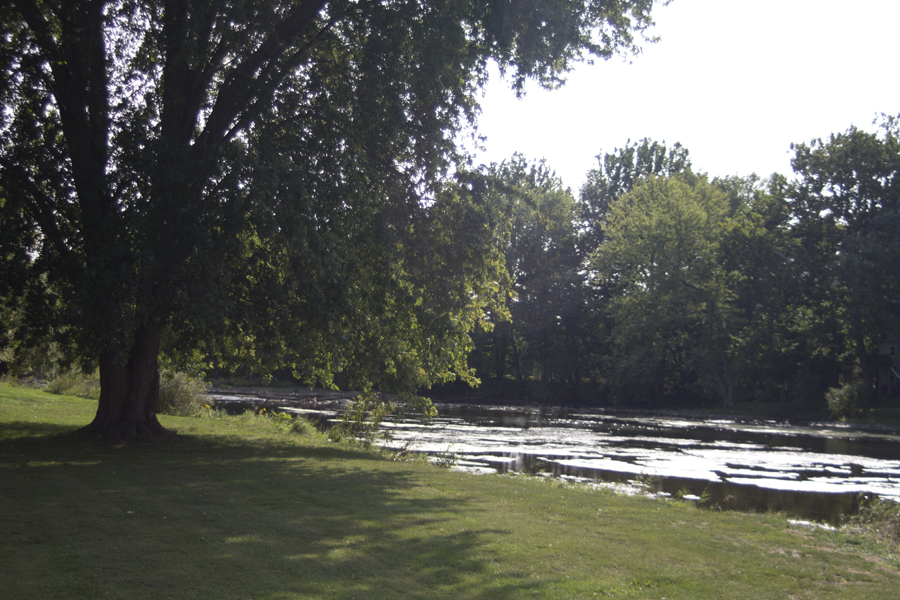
<box><xmin>211</xmin><ymin>391</ymin><xmax>900</xmax><ymax>524</ymax></box>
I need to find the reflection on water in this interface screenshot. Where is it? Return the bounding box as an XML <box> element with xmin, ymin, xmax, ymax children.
<box><xmin>211</xmin><ymin>392</ymin><xmax>900</xmax><ymax>524</ymax></box>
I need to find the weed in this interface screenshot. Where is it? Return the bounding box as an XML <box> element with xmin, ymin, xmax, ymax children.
<box><xmin>632</xmin><ymin>471</ymin><xmax>663</xmax><ymax>495</ymax></box>
<box><xmin>698</xmin><ymin>487</ymin><xmax>712</xmax><ymax>506</ymax></box>
<box><xmin>843</xmin><ymin>495</ymin><xmax>900</xmax><ymax>553</ymax></box>
<box><xmin>338</xmin><ymin>392</ymin><xmax>396</xmax><ymax>444</ymax></box>
<box><xmin>290</xmin><ymin>416</ymin><xmax>317</xmax><ymax>436</ymax></box>
<box><xmin>326</xmin><ymin>425</ymin><xmax>345</xmax><ymax>443</ymax></box>
<box><xmin>237</xmin><ymin>408</ymin><xmax>290</xmax><ymax>433</ymax></box>
<box><xmin>273</xmin><ymin>411</ymin><xmax>294</xmax><ymax>432</ymax></box>
<box><xmin>201</xmin><ymin>403</ymin><xmax>229</xmax><ymax>418</ymax></box>
<box><xmin>674</xmin><ymin>485</ymin><xmax>713</xmax><ymax>507</ymax></box>
<box><xmin>432</xmin><ymin>448</ymin><xmax>458</xmax><ymax>468</ymax></box>
<box><xmin>197</xmin><ymin>404</ymin><xmax>320</xmax><ymax>440</ymax></box>
<box><xmin>0</xmin><ymin>374</ymin><xmax>44</xmax><ymax>389</ymax></box>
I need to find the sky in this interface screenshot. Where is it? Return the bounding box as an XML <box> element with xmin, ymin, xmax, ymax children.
<box><xmin>468</xmin><ymin>0</ymin><xmax>900</xmax><ymax>192</ymax></box>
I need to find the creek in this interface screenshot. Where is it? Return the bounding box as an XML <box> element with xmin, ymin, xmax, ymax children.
<box><xmin>210</xmin><ymin>389</ymin><xmax>900</xmax><ymax>525</ymax></box>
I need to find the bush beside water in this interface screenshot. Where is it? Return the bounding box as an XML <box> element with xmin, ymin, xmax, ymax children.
<box><xmin>826</xmin><ymin>382</ymin><xmax>867</xmax><ymax>419</ymax></box>
<box><xmin>844</xmin><ymin>496</ymin><xmax>900</xmax><ymax>553</ymax></box>
<box><xmin>157</xmin><ymin>369</ymin><xmax>208</xmax><ymax>416</ymax></box>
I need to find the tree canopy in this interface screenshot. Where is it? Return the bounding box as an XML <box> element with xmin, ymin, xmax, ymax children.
<box><xmin>0</xmin><ymin>0</ymin><xmax>661</xmax><ymax>438</ymax></box>
<box><xmin>783</xmin><ymin>117</ymin><xmax>900</xmax><ymax>401</ymax></box>
<box><xmin>579</xmin><ymin>137</ymin><xmax>691</xmax><ymax>251</ymax></box>
<box><xmin>592</xmin><ymin>173</ymin><xmax>741</xmax><ymax>406</ymax></box>
<box><xmin>468</xmin><ymin>124</ymin><xmax>900</xmax><ymax>412</ymax></box>
<box><xmin>467</xmin><ymin>155</ymin><xmax>584</xmax><ymax>392</ymax></box>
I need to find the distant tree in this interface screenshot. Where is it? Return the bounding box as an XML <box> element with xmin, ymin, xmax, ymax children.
<box><xmin>0</xmin><ymin>0</ymin><xmax>661</xmax><ymax>439</ymax></box>
<box><xmin>469</xmin><ymin>156</ymin><xmax>584</xmax><ymax>394</ymax></box>
<box><xmin>593</xmin><ymin>173</ymin><xmax>741</xmax><ymax>407</ymax></box>
<box><xmin>715</xmin><ymin>175</ymin><xmax>835</xmax><ymax>405</ymax></box>
<box><xmin>784</xmin><ymin>117</ymin><xmax>900</xmax><ymax>402</ymax></box>
<box><xmin>579</xmin><ymin>138</ymin><xmax>692</xmax><ymax>251</ymax></box>
<box><xmin>576</xmin><ymin>139</ymin><xmax>693</xmax><ymax>397</ymax></box>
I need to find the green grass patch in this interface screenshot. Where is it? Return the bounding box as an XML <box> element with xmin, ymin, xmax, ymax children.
<box><xmin>2</xmin><ymin>383</ymin><xmax>899</xmax><ymax>599</ymax></box>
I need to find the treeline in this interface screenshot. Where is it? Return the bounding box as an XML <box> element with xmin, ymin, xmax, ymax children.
<box><xmin>4</xmin><ymin>117</ymin><xmax>898</xmax><ymax>417</ymax></box>
<box><xmin>450</xmin><ymin>119</ymin><xmax>900</xmax><ymax>412</ymax></box>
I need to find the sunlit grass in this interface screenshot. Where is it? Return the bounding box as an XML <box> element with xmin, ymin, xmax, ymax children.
<box><xmin>1</xmin><ymin>383</ymin><xmax>898</xmax><ymax>599</ymax></box>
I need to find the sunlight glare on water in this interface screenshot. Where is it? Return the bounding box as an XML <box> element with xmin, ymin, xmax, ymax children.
<box><xmin>210</xmin><ymin>391</ymin><xmax>900</xmax><ymax>523</ymax></box>
<box><xmin>374</xmin><ymin>404</ymin><xmax>900</xmax><ymax>521</ymax></box>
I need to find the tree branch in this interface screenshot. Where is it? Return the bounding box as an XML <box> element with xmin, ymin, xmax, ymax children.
<box><xmin>198</xmin><ymin>0</ymin><xmax>329</xmax><ymax>147</ymax></box>
<box><xmin>0</xmin><ymin>156</ymin><xmax>74</xmax><ymax>259</ymax></box>
<box><xmin>14</xmin><ymin>0</ymin><xmax>112</xmax><ymax>243</ymax></box>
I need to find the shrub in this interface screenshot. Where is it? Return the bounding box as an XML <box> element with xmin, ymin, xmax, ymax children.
<box><xmin>231</xmin><ymin>407</ymin><xmax>318</xmax><ymax>436</ymax></box>
<box><xmin>45</xmin><ymin>370</ymin><xmax>101</xmax><ymax>399</ymax></box>
<box><xmin>157</xmin><ymin>369</ymin><xmax>209</xmax><ymax>416</ymax></box>
<box><xmin>290</xmin><ymin>417</ymin><xmax>317</xmax><ymax>436</ymax></box>
<box><xmin>327</xmin><ymin>425</ymin><xmax>345</xmax><ymax>443</ymax></box>
<box><xmin>334</xmin><ymin>393</ymin><xmax>396</xmax><ymax>446</ymax></box>
<box><xmin>844</xmin><ymin>495</ymin><xmax>900</xmax><ymax>552</ymax></box>
<box><xmin>0</xmin><ymin>374</ymin><xmax>44</xmax><ymax>389</ymax></box>
<box><xmin>825</xmin><ymin>382</ymin><xmax>867</xmax><ymax>419</ymax></box>
<box><xmin>45</xmin><ymin>368</ymin><xmax>208</xmax><ymax>415</ymax></box>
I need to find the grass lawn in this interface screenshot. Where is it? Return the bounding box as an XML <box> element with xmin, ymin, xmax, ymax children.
<box><xmin>1</xmin><ymin>383</ymin><xmax>898</xmax><ymax>599</ymax></box>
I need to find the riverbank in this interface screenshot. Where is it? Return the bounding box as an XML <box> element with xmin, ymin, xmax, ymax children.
<box><xmin>208</xmin><ymin>379</ymin><xmax>900</xmax><ymax>427</ymax></box>
<box><xmin>2</xmin><ymin>383</ymin><xmax>899</xmax><ymax>599</ymax></box>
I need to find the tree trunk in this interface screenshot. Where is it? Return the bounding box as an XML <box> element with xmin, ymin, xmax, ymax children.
<box><xmin>700</xmin><ymin>350</ymin><xmax>736</xmax><ymax>409</ymax></box>
<box><xmin>565</xmin><ymin>323</ymin><xmax>581</xmax><ymax>393</ymax></box>
<box><xmin>718</xmin><ymin>350</ymin><xmax>736</xmax><ymax>409</ymax></box>
<box><xmin>511</xmin><ymin>336</ymin><xmax>523</xmax><ymax>386</ymax></box>
<box><xmin>855</xmin><ymin>333</ymin><xmax>876</xmax><ymax>405</ymax></box>
<box><xmin>81</xmin><ymin>323</ymin><xmax>170</xmax><ymax>441</ymax></box>
<box><xmin>493</xmin><ymin>329</ymin><xmax>507</xmax><ymax>383</ymax></box>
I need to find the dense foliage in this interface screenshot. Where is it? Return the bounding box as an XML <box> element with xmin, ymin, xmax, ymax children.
<box><xmin>466</xmin><ymin>156</ymin><xmax>583</xmax><ymax>396</ymax></box>
<box><xmin>3</xmin><ymin>1</ymin><xmax>896</xmax><ymax>418</ymax></box>
<box><xmin>468</xmin><ymin>122</ymin><xmax>900</xmax><ymax>410</ymax></box>
<box><xmin>0</xmin><ymin>0</ymin><xmax>660</xmax><ymax>438</ymax></box>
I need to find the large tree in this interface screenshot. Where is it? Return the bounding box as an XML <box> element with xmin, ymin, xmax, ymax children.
<box><xmin>579</xmin><ymin>137</ymin><xmax>692</xmax><ymax>251</ymax></box>
<box><xmin>468</xmin><ymin>155</ymin><xmax>584</xmax><ymax>393</ymax></box>
<box><xmin>577</xmin><ymin>138</ymin><xmax>692</xmax><ymax>398</ymax></box>
<box><xmin>0</xmin><ymin>0</ymin><xmax>660</xmax><ymax>439</ymax></box>
<box><xmin>714</xmin><ymin>175</ymin><xmax>836</xmax><ymax>406</ymax></box>
<box><xmin>784</xmin><ymin>117</ymin><xmax>900</xmax><ymax>402</ymax></box>
<box><xmin>593</xmin><ymin>173</ymin><xmax>741</xmax><ymax>407</ymax></box>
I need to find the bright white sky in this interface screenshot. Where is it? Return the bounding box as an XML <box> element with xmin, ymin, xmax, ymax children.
<box><xmin>469</xmin><ymin>0</ymin><xmax>900</xmax><ymax>193</ymax></box>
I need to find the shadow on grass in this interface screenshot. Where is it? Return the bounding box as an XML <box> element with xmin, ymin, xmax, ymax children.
<box><xmin>1</xmin><ymin>424</ymin><xmax>550</xmax><ymax>600</ymax></box>
<box><xmin>0</xmin><ymin>419</ymin><xmax>82</xmax><ymax>441</ymax></box>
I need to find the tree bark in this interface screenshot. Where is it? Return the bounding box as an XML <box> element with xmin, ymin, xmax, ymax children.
<box><xmin>700</xmin><ymin>350</ymin><xmax>736</xmax><ymax>409</ymax></box>
<box><xmin>81</xmin><ymin>323</ymin><xmax>170</xmax><ymax>441</ymax></box>
<box><xmin>718</xmin><ymin>350</ymin><xmax>736</xmax><ymax>409</ymax></box>
<box><xmin>492</xmin><ymin>329</ymin><xmax>506</xmax><ymax>382</ymax></box>
<box><xmin>855</xmin><ymin>333</ymin><xmax>876</xmax><ymax>405</ymax></box>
